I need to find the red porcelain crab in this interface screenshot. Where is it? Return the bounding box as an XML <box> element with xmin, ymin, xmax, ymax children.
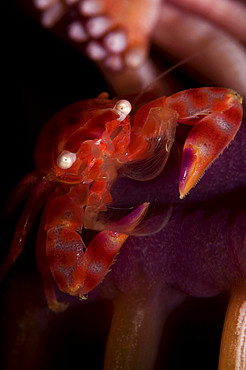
<box><xmin>0</xmin><ymin>87</ymin><xmax>243</xmax><ymax>312</ymax></box>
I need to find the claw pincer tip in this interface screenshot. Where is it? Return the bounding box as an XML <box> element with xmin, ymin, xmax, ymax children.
<box><xmin>179</xmin><ymin>146</ymin><xmax>198</xmax><ymax>199</ymax></box>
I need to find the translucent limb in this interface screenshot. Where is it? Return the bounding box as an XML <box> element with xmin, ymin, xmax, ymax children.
<box><xmin>0</xmin><ymin>180</ymin><xmax>52</xmax><ymax>281</ymax></box>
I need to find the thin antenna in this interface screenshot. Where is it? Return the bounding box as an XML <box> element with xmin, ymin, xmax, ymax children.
<box><xmin>131</xmin><ymin>50</ymin><xmax>202</xmax><ymax>107</ymax></box>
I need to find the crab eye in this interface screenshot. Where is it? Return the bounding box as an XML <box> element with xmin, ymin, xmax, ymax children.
<box><xmin>113</xmin><ymin>99</ymin><xmax>132</xmax><ymax>122</ymax></box>
<box><xmin>57</xmin><ymin>151</ymin><xmax>77</xmax><ymax>169</ymax></box>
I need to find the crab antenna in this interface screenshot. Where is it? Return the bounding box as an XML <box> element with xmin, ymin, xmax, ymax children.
<box><xmin>131</xmin><ymin>51</ymin><xmax>203</xmax><ymax>107</ymax></box>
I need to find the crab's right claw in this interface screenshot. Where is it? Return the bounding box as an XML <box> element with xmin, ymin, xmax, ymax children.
<box><xmin>165</xmin><ymin>88</ymin><xmax>243</xmax><ymax>198</ymax></box>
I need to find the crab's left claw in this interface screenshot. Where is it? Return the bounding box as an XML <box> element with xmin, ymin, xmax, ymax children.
<box><xmin>166</xmin><ymin>88</ymin><xmax>243</xmax><ymax>198</ymax></box>
<box><xmin>44</xmin><ymin>199</ymin><xmax>149</xmax><ymax>304</ymax></box>
<box><xmin>78</xmin><ymin>202</ymin><xmax>149</xmax><ymax>295</ymax></box>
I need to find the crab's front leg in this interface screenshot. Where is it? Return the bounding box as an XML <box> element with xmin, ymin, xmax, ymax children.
<box><xmin>165</xmin><ymin>87</ymin><xmax>243</xmax><ymax>198</ymax></box>
<box><xmin>35</xmin><ymin>183</ymin><xmax>89</xmax><ymax>311</ymax></box>
<box><xmin>36</xmin><ymin>182</ymin><xmax>148</xmax><ymax>311</ymax></box>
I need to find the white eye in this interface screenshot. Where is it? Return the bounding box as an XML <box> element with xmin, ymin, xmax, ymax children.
<box><xmin>57</xmin><ymin>150</ymin><xmax>77</xmax><ymax>169</ymax></box>
<box><xmin>113</xmin><ymin>99</ymin><xmax>132</xmax><ymax>122</ymax></box>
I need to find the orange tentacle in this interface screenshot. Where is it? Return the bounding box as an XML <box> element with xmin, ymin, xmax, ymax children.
<box><xmin>219</xmin><ymin>283</ymin><xmax>246</xmax><ymax>370</ymax></box>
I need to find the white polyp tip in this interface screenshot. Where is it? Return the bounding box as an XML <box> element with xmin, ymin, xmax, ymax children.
<box><xmin>124</xmin><ymin>46</ymin><xmax>146</xmax><ymax>69</ymax></box>
<box><xmin>87</xmin><ymin>16</ymin><xmax>112</xmax><ymax>38</ymax></box>
<box><xmin>79</xmin><ymin>0</ymin><xmax>103</xmax><ymax>16</ymax></box>
<box><xmin>41</xmin><ymin>2</ymin><xmax>64</xmax><ymax>28</ymax></box>
<box><xmin>57</xmin><ymin>151</ymin><xmax>77</xmax><ymax>169</ymax></box>
<box><xmin>113</xmin><ymin>99</ymin><xmax>132</xmax><ymax>122</ymax></box>
<box><xmin>104</xmin><ymin>55</ymin><xmax>123</xmax><ymax>71</ymax></box>
<box><xmin>86</xmin><ymin>41</ymin><xmax>107</xmax><ymax>61</ymax></box>
<box><xmin>104</xmin><ymin>31</ymin><xmax>128</xmax><ymax>53</ymax></box>
<box><xmin>67</xmin><ymin>21</ymin><xmax>88</xmax><ymax>42</ymax></box>
<box><xmin>33</xmin><ymin>0</ymin><xmax>57</xmax><ymax>10</ymax></box>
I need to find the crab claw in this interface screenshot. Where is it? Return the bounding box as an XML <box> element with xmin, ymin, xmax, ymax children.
<box><xmin>46</xmin><ymin>201</ymin><xmax>149</xmax><ymax>299</ymax></box>
<box><xmin>76</xmin><ymin>202</ymin><xmax>149</xmax><ymax>295</ymax></box>
<box><xmin>166</xmin><ymin>88</ymin><xmax>243</xmax><ymax>198</ymax></box>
